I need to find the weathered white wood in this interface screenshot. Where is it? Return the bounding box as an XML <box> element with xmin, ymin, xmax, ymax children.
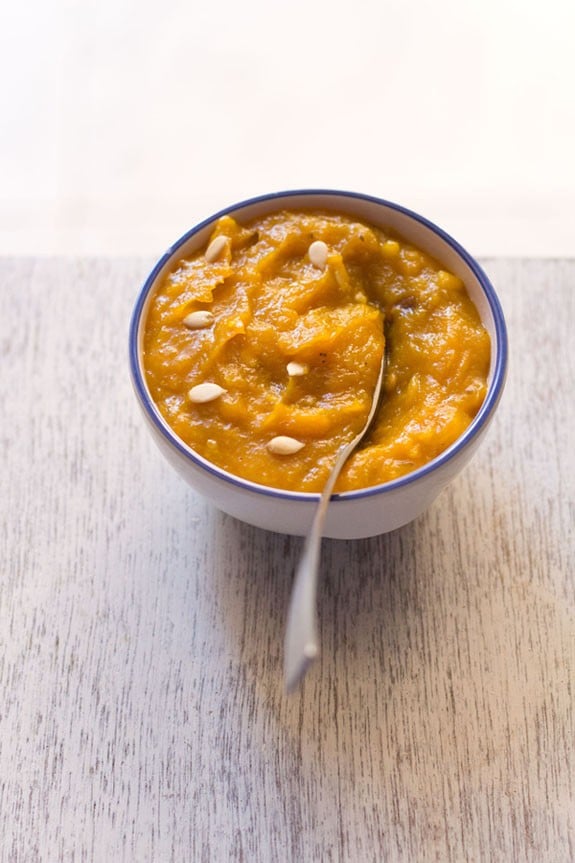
<box><xmin>0</xmin><ymin>258</ymin><xmax>573</xmax><ymax>862</ymax></box>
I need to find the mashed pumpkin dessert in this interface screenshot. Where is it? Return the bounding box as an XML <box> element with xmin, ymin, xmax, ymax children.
<box><xmin>143</xmin><ymin>210</ymin><xmax>490</xmax><ymax>492</ymax></box>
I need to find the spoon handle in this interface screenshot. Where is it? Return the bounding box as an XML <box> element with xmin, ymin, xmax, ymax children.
<box><xmin>283</xmin><ymin>443</ymin><xmax>349</xmax><ymax>691</ymax></box>
<box><xmin>284</xmin><ymin>348</ymin><xmax>387</xmax><ymax>692</ymax></box>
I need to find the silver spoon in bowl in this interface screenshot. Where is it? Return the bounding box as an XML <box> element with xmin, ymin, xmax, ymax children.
<box><xmin>284</xmin><ymin>343</ymin><xmax>387</xmax><ymax>692</ymax></box>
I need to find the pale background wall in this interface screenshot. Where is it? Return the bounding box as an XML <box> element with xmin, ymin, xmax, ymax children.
<box><xmin>1</xmin><ymin>0</ymin><xmax>574</xmax><ymax>257</ymax></box>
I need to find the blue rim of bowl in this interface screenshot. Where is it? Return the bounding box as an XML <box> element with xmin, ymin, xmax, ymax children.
<box><xmin>129</xmin><ymin>189</ymin><xmax>508</xmax><ymax>502</ymax></box>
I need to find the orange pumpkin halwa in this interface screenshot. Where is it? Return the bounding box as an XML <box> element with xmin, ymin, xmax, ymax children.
<box><xmin>143</xmin><ymin>210</ymin><xmax>490</xmax><ymax>492</ymax></box>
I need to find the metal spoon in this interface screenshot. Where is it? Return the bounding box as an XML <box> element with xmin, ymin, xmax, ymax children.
<box><xmin>284</xmin><ymin>344</ymin><xmax>387</xmax><ymax>692</ymax></box>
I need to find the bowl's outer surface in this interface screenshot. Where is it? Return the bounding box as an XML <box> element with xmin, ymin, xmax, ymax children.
<box><xmin>130</xmin><ymin>190</ymin><xmax>508</xmax><ymax>538</ymax></box>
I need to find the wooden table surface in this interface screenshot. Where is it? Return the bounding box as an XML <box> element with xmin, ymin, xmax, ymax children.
<box><xmin>1</xmin><ymin>258</ymin><xmax>573</xmax><ymax>862</ymax></box>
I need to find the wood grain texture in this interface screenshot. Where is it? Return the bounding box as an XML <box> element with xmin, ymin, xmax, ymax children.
<box><xmin>0</xmin><ymin>258</ymin><xmax>573</xmax><ymax>862</ymax></box>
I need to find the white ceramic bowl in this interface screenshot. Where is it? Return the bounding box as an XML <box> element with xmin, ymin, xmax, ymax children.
<box><xmin>129</xmin><ymin>190</ymin><xmax>508</xmax><ymax>539</ymax></box>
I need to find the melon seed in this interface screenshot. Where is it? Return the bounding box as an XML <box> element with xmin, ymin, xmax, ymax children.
<box><xmin>205</xmin><ymin>234</ymin><xmax>229</xmax><ymax>263</ymax></box>
<box><xmin>308</xmin><ymin>240</ymin><xmax>329</xmax><ymax>270</ymax></box>
<box><xmin>267</xmin><ymin>436</ymin><xmax>305</xmax><ymax>455</ymax></box>
<box><xmin>183</xmin><ymin>310</ymin><xmax>215</xmax><ymax>329</ymax></box>
<box><xmin>188</xmin><ymin>383</ymin><xmax>226</xmax><ymax>403</ymax></box>
<box><xmin>286</xmin><ymin>361</ymin><xmax>309</xmax><ymax>377</ymax></box>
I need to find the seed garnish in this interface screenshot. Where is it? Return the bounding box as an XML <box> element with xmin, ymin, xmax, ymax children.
<box><xmin>267</xmin><ymin>436</ymin><xmax>305</xmax><ymax>455</ymax></box>
<box><xmin>308</xmin><ymin>240</ymin><xmax>329</xmax><ymax>270</ymax></box>
<box><xmin>205</xmin><ymin>235</ymin><xmax>229</xmax><ymax>263</ymax></box>
<box><xmin>183</xmin><ymin>310</ymin><xmax>215</xmax><ymax>329</ymax></box>
<box><xmin>287</xmin><ymin>361</ymin><xmax>309</xmax><ymax>377</ymax></box>
<box><xmin>188</xmin><ymin>383</ymin><xmax>226</xmax><ymax>403</ymax></box>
